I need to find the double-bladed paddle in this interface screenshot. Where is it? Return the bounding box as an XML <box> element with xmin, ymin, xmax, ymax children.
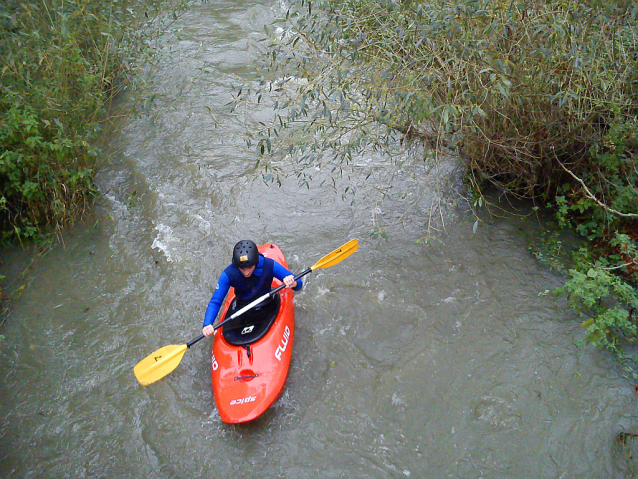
<box><xmin>134</xmin><ymin>238</ymin><xmax>359</xmax><ymax>386</ymax></box>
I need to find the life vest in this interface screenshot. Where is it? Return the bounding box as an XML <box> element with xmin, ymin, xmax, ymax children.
<box><xmin>223</xmin><ymin>254</ymin><xmax>275</xmax><ymax>303</ymax></box>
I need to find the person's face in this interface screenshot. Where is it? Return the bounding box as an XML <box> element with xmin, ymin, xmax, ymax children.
<box><xmin>239</xmin><ymin>265</ymin><xmax>256</xmax><ymax>277</ymax></box>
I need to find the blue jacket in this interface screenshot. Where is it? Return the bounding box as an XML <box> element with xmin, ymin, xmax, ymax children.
<box><xmin>203</xmin><ymin>255</ymin><xmax>303</xmax><ymax>327</ymax></box>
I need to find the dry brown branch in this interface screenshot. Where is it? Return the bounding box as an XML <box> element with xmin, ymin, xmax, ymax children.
<box><xmin>555</xmin><ymin>154</ymin><xmax>638</xmax><ymax>219</ymax></box>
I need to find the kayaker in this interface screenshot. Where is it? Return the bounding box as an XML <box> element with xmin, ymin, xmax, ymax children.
<box><xmin>202</xmin><ymin>240</ymin><xmax>303</xmax><ymax>337</ymax></box>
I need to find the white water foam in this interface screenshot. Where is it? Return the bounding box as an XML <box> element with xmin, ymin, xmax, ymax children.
<box><xmin>151</xmin><ymin>223</ymin><xmax>182</xmax><ymax>263</ymax></box>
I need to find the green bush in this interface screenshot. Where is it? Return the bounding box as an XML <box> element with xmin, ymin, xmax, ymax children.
<box><xmin>560</xmin><ymin>243</ymin><xmax>638</xmax><ymax>373</ymax></box>
<box><xmin>0</xmin><ymin>0</ymin><xmax>187</xmax><ymax>244</ymax></box>
<box><xmin>553</xmin><ymin>120</ymin><xmax>638</xmax><ymax>230</ymax></box>
<box><xmin>2</xmin><ymin>0</ymin><xmax>109</xmax><ymax>241</ymax></box>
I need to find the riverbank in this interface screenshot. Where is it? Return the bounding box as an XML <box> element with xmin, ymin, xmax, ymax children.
<box><xmin>0</xmin><ymin>0</ymin><xmax>193</xmax><ymax>321</ymax></box>
<box><xmin>243</xmin><ymin>0</ymin><xmax>638</xmax><ymax>377</ymax></box>
<box><xmin>0</xmin><ymin>0</ymin><xmax>190</xmax><ymax>246</ymax></box>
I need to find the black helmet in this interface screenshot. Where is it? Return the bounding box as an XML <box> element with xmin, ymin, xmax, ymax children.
<box><xmin>232</xmin><ymin>240</ymin><xmax>258</xmax><ymax>269</ymax></box>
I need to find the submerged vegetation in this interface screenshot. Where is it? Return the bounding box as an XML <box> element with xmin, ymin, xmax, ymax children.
<box><xmin>234</xmin><ymin>0</ymin><xmax>638</xmax><ymax>375</ymax></box>
<box><xmin>0</xmin><ymin>0</ymin><xmax>185</xmax><ymax>245</ymax></box>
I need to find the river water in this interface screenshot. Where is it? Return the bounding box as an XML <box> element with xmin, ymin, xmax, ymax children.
<box><xmin>1</xmin><ymin>1</ymin><xmax>637</xmax><ymax>478</ymax></box>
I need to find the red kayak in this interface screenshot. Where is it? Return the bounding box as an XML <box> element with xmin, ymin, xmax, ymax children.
<box><xmin>211</xmin><ymin>243</ymin><xmax>295</xmax><ymax>423</ymax></box>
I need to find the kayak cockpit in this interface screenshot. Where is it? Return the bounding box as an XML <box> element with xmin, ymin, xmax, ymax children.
<box><xmin>220</xmin><ymin>292</ymin><xmax>281</xmax><ymax>346</ymax></box>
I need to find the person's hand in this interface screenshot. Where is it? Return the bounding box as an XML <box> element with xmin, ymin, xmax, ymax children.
<box><xmin>283</xmin><ymin>275</ymin><xmax>297</xmax><ymax>289</ymax></box>
<box><xmin>202</xmin><ymin>325</ymin><xmax>215</xmax><ymax>337</ymax></box>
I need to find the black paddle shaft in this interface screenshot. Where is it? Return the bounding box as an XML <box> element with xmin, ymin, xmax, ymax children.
<box><xmin>187</xmin><ymin>335</ymin><xmax>205</xmax><ymax>348</ymax></box>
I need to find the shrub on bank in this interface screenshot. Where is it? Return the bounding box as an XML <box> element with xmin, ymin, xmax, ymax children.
<box><xmin>0</xmin><ymin>0</ymin><xmax>181</xmax><ymax>244</ymax></box>
<box><xmin>245</xmin><ymin>0</ymin><xmax>638</xmax><ymax>373</ymax></box>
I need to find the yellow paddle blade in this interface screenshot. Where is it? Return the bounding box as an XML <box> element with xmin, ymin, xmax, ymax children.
<box><xmin>311</xmin><ymin>238</ymin><xmax>359</xmax><ymax>271</ymax></box>
<box><xmin>134</xmin><ymin>344</ymin><xmax>188</xmax><ymax>386</ymax></box>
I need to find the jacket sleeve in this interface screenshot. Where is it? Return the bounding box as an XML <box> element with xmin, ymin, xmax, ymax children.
<box><xmin>203</xmin><ymin>271</ymin><xmax>231</xmax><ymax>327</ymax></box>
<box><xmin>272</xmin><ymin>260</ymin><xmax>303</xmax><ymax>291</ymax></box>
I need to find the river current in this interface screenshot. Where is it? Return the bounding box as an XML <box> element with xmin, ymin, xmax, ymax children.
<box><xmin>1</xmin><ymin>1</ymin><xmax>637</xmax><ymax>477</ymax></box>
